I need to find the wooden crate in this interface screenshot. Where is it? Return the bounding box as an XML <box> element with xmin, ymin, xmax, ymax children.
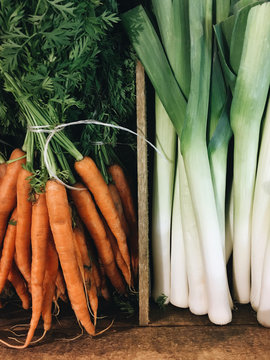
<box><xmin>1</xmin><ymin>63</ymin><xmax>270</xmax><ymax>360</ymax></box>
<box><xmin>135</xmin><ymin>62</ymin><xmax>270</xmax><ymax>338</ymax></box>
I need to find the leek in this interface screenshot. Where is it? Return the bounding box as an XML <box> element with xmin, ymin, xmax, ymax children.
<box><xmin>131</xmin><ymin>0</ymin><xmax>188</xmax><ymax>302</ymax></box>
<box><xmin>257</xmin><ymin>230</ymin><xmax>270</xmax><ymax>327</ymax></box>
<box><xmin>251</xmin><ymin>96</ymin><xmax>270</xmax><ymax>310</ymax></box>
<box><xmin>121</xmin><ymin>5</ymin><xmax>186</xmax><ymax>136</ymax></box>
<box><xmin>230</xmin><ymin>1</ymin><xmax>268</xmax><ymax>74</ymax></box>
<box><xmin>180</xmin><ymin>0</ymin><xmax>232</xmax><ymax>324</ymax></box>
<box><xmin>151</xmin><ymin>95</ymin><xmax>176</xmax><ymax>302</ymax></box>
<box><xmin>230</xmin><ymin>3</ymin><xmax>270</xmax><ymax>303</ymax></box>
<box><xmin>215</xmin><ymin>0</ymin><xmax>231</xmax><ymax>23</ymax></box>
<box><xmin>152</xmin><ymin>0</ymin><xmax>190</xmax><ymax>99</ymax></box>
<box><xmin>225</xmin><ymin>185</ymin><xmax>234</xmax><ymax>263</ymax></box>
<box><xmin>170</xmin><ymin>145</ymin><xmax>189</xmax><ymax>309</ymax></box>
<box><xmin>208</xmin><ymin>51</ymin><xmax>232</xmax><ymax>252</ymax></box>
<box><xmin>179</xmin><ymin>148</ymin><xmax>208</xmax><ymax>315</ymax></box>
<box><xmin>213</xmin><ymin>22</ymin><xmax>236</xmax><ymax>93</ymax></box>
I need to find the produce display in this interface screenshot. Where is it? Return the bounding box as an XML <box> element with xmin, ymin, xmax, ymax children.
<box><xmin>0</xmin><ymin>0</ymin><xmax>138</xmax><ymax>348</ymax></box>
<box><xmin>1</xmin><ymin>0</ymin><xmax>270</xmax><ymax>351</ymax></box>
<box><xmin>123</xmin><ymin>0</ymin><xmax>270</xmax><ymax>326</ymax></box>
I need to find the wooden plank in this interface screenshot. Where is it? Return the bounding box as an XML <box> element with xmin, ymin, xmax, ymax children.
<box><xmin>0</xmin><ymin>302</ymin><xmax>269</xmax><ymax>358</ymax></box>
<box><xmin>149</xmin><ymin>303</ymin><xmax>258</xmax><ymax>327</ymax></box>
<box><xmin>1</xmin><ymin>315</ymin><xmax>270</xmax><ymax>359</ymax></box>
<box><xmin>136</xmin><ymin>60</ymin><xmax>150</xmax><ymax>326</ymax></box>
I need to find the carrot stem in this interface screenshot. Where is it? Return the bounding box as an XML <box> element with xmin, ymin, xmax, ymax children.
<box><xmin>5</xmin><ymin>154</ymin><xmax>27</xmax><ymax>165</ymax></box>
<box><xmin>0</xmin><ymin>153</ymin><xmax>5</xmax><ymax>164</ymax></box>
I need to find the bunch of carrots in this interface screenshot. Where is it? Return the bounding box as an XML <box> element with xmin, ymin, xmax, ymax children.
<box><xmin>0</xmin><ymin>0</ymin><xmax>138</xmax><ymax>348</ymax></box>
<box><xmin>0</xmin><ymin>146</ymin><xmax>138</xmax><ymax>349</ymax></box>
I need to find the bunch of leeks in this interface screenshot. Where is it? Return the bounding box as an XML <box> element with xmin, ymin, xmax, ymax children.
<box><xmin>122</xmin><ymin>0</ymin><xmax>270</xmax><ymax>326</ymax></box>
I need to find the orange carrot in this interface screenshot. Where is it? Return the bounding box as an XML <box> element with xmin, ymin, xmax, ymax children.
<box><xmin>16</xmin><ymin>192</ymin><xmax>50</xmax><ymax>348</ymax></box>
<box><xmin>80</xmin><ymin>229</ymin><xmax>102</xmax><ymax>295</ymax></box>
<box><xmin>7</xmin><ymin>193</ymin><xmax>50</xmax><ymax>349</ymax></box>
<box><xmin>108</xmin><ymin>183</ymin><xmax>130</xmax><ymax>237</ymax></box>
<box><xmin>73</xmin><ymin>223</ymin><xmax>91</xmax><ymax>268</ymax></box>
<box><xmin>98</xmin><ymin>259</ymin><xmax>111</xmax><ymax>301</ymax></box>
<box><xmin>0</xmin><ymin>208</ymin><xmax>17</xmax><ymax>293</ymax></box>
<box><xmin>108</xmin><ymin>164</ymin><xmax>139</xmax><ymax>279</ymax></box>
<box><xmin>108</xmin><ymin>164</ymin><xmax>137</xmax><ymax>225</ymax></box>
<box><xmin>75</xmin><ymin>157</ymin><xmax>131</xmax><ymax>274</ymax></box>
<box><xmin>15</xmin><ymin>168</ymin><xmax>32</xmax><ymax>287</ymax></box>
<box><xmin>46</xmin><ymin>180</ymin><xmax>95</xmax><ymax>336</ymax></box>
<box><xmin>92</xmin><ymin>262</ymin><xmax>101</xmax><ymax>293</ymax></box>
<box><xmin>55</xmin><ymin>268</ymin><xmax>67</xmax><ymax>302</ymax></box>
<box><xmin>0</xmin><ymin>162</ymin><xmax>7</xmax><ymax>185</ymax></box>
<box><xmin>72</xmin><ymin>227</ymin><xmax>86</xmax><ymax>283</ymax></box>
<box><xmin>85</xmin><ymin>269</ymin><xmax>98</xmax><ymax>326</ymax></box>
<box><xmin>104</xmin><ymin>221</ymin><xmax>131</xmax><ymax>286</ymax></box>
<box><xmin>0</xmin><ymin>149</ymin><xmax>26</xmax><ymax>246</ymax></box>
<box><xmin>8</xmin><ymin>262</ymin><xmax>30</xmax><ymax>310</ymax></box>
<box><xmin>73</xmin><ymin>225</ymin><xmax>98</xmax><ymax>325</ymax></box>
<box><xmin>70</xmin><ymin>183</ymin><xmax>126</xmax><ymax>294</ymax></box>
<box><xmin>42</xmin><ymin>235</ymin><xmax>59</xmax><ymax>333</ymax></box>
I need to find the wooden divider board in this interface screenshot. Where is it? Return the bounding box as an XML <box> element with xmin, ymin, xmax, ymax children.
<box><xmin>136</xmin><ymin>61</ymin><xmax>150</xmax><ymax>326</ymax></box>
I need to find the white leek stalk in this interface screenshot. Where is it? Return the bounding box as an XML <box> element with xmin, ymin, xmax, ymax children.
<box><xmin>170</xmin><ymin>145</ymin><xmax>188</xmax><ymax>308</ymax></box>
<box><xmin>257</xmin><ymin>231</ymin><xmax>270</xmax><ymax>327</ymax></box>
<box><xmin>208</xmin><ymin>53</ymin><xmax>232</xmax><ymax>254</ymax></box>
<box><xmin>251</xmin><ymin>97</ymin><xmax>270</xmax><ymax>311</ymax></box>
<box><xmin>180</xmin><ymin>0</ymin><xmax>231</xmax><ymax>325</ymax></box>
<box><xmin>225</xmin><ymin>186</ymin><xmax>234</xmax><ymax>263</ymax></box>
<box><xmin>179</xmin><ymin>149</ymin><xmax>208</xmax><ymax>315</ymax></box>
<box><xmin>230</xmin><ymin>3</ymin><xmax>270</xmax><ymax>303</ymax></box>
<box><xmin>151</xmin><ymin>95</ymin><xmax>176</xmax><ymax>302</ymax></box>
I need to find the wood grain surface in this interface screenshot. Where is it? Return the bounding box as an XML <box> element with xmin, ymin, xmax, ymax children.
<box><xmin>0</xmin><ymin>303</ymin><xmax>270</xmax><ymax>359</ymax></box>
<box><xmin>136</xmin><ymin>60</ymin><xmax>149</xmax><ymax>326</ymax></box>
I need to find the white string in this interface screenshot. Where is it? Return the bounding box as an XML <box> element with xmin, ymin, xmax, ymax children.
<box><xmin>28</xmin><ymin>119</ymin><xmax>165</xmax><ymax>190</ymax></box>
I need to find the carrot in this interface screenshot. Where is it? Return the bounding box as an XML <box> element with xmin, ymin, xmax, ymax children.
<box><xmin>0</xmin><ymin>149</ymin><xmax>26</xmax><ymax>246</ymax></box>
<box><xmin>108</xmin><ymin>164</ymin><xmax>139</xmax><ymax>279</ymax></box>
<box><xmin>0</xmin><ymin>153</ymin><xmax>7</xmax><ymax>182</ymax></box>
<box><xmin>0</xmin><ymin>163</ymin><xmax>7</xmax><ymax>185</ymax></box>
<box><xmin>42</xmin><ymin>235</ymin><xmax>59</xmax><ymax>333</ymax></box>
<box><xmin>15</xmin><ymin>168</ymin><xmax>32</xmax><ymax>287</ymax></box>
<box><xmin>73</xmin><ymin>225</ymin><xmax>99</xmax><ymax>325</ymax></box>
<box><xmin>92</xmin><ymin>262</ymin><xmax>101</xmax><ymax>294</ymax></box>
<box><xmin>55</xmin><ymin>268</ymin><xmax>67</xmax><ymax>302</ymax></box>
<box><xmin>16</xmin><ymin>192</ymin><xmax>50</xmax><ymax>348</ymax></box>
<box><xmin>73</xmin><ymin>223</ymin><xmax>91</xmax><ymax>268</ymax></box>
<box><xmin>6</xmin><ymin>193</ymin><xmax>50</xmax><ymax>349</ymax></box>
<box><xmin>46</xmin><ymin>180</ymin><xmax>95</xmax><ymax>336</ymax></box>
<box><xmin>0</xmin><ymin>208</ymin><xmax>17</xmax><ymax>294</ymax></box>
<box><xmin>102</xmin><ymin>217</ymin><xmax>131</xmax><ymax>286</ymax></box>
<box><xmin>72</xmin><ymin>226</ymin><xmax>86</xmax><ymax>283</ymax></box>
<box><xmin>80</xmin><ymin>229</ymin><xmax>102</xmax><ymax>295</ymax></box>
<box><xmin>70</xmin><ymin>183</ymin><xmax>126</xmax><ymax>294</ymax></box>
<box><xmin>98</xmin><ymin>259</ymin><xmax>111</xmax><ymax>301</ymax></box>
<box><xmin>86</xmin><ymin>269</ymin><xmax>98</xmax><ymax>326</ymax></box>
<box><xmin>108</xmin><ymin>164</ymin><xmax>137</xmax><ymax>226</ymax></box>
<box><xmin>8</xmin><ymin>262</ymin><xmax>30</xmax><ymax>310</ymax></box>
<box><xmin>108</xmin><ymin>183</ymin><xmax>130</xmax><ymax>237</ymax></box>
<box><xmin>75</xmin><ymin>157</ymin><xmax>131</xmax><ymax>275</ymax></box>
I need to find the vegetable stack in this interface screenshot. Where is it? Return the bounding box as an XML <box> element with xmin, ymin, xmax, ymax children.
<box><xmin>123</xmin><ymin>0</ymin><xmax>270</xmax><ymax>326</ymax></box>
<box><xmin>0</xmin><ymin>0</ymin><xmax>138</xmax><ymax>348</ymax></box>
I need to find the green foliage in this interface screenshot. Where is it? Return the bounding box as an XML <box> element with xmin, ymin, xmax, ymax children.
<box><xmin>112</xmin><ymin>291</ymin><xmax>139</xmax><ymax>318</ymax></box>
<box><xmin>156</xmin><ymin>293</ymin><xmax>168</xmax><ymax>310</ymax></box>
<box><xmin>0</xmin><ymin>0</ymin><xmax>119</xmax><ymax>120</ymax></box>
<box><xmin>8</xmin><ymin>218</ymin><xmax>17</xmax><ymax>226</ymax></box>
<box><xmin>0</xmin><ymin>0</ymin><xmax>136</xmax><ymax>173</ymax></box>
